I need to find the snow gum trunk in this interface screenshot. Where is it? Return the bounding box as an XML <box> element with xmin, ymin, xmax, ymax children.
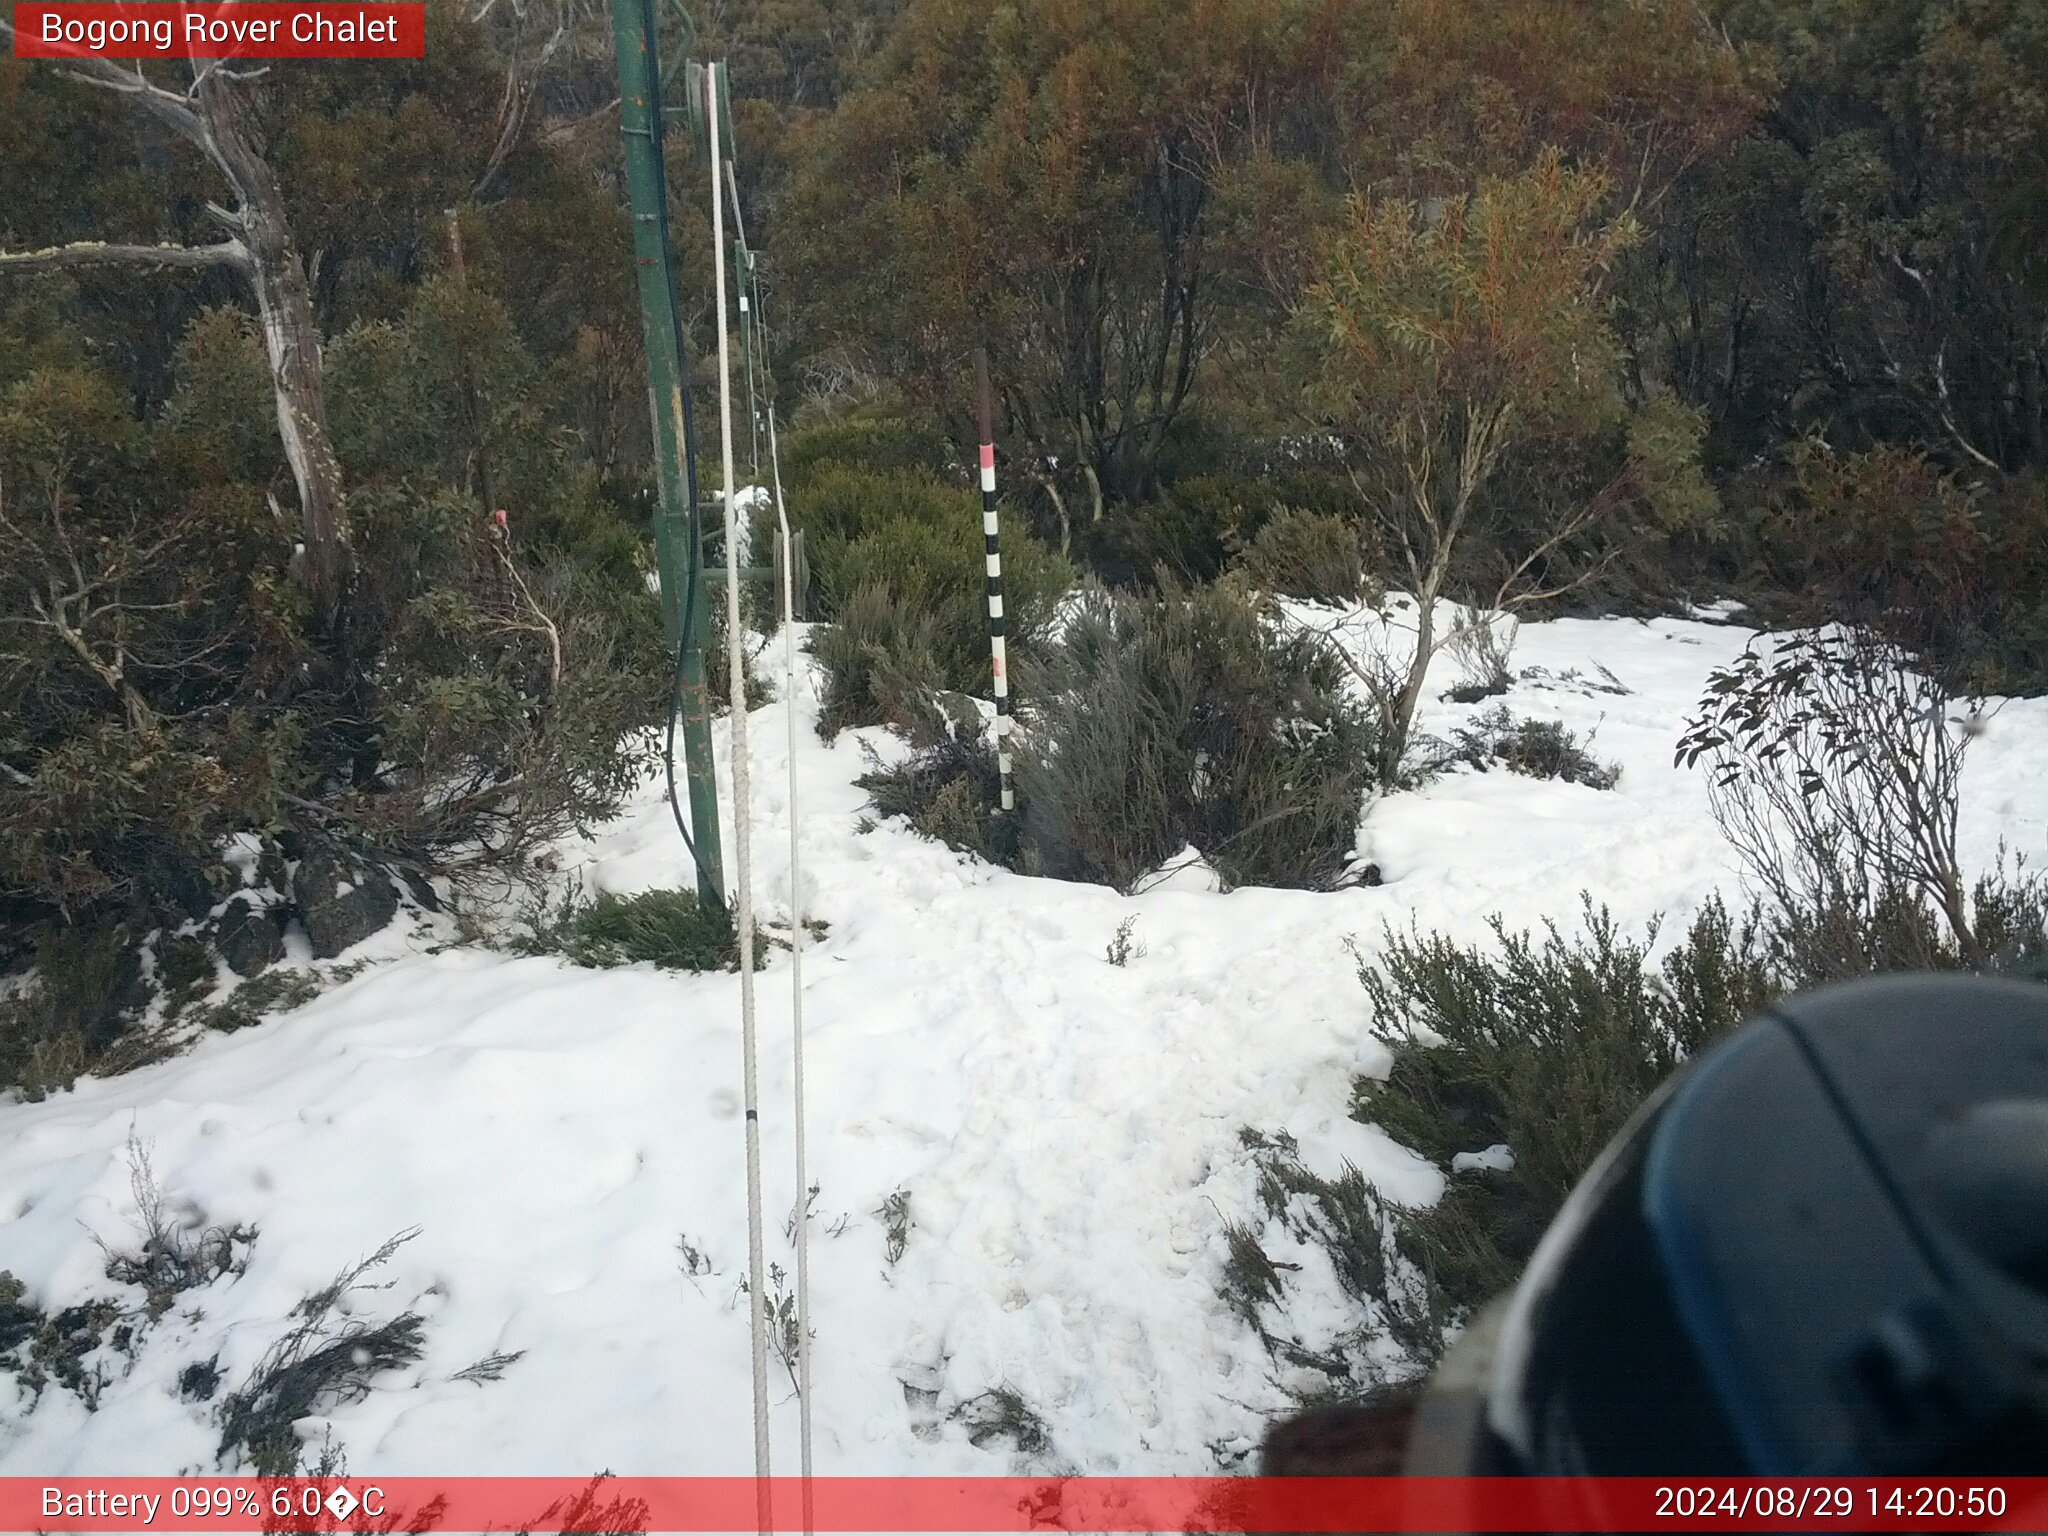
<box><xmin>199</xmin><ymin>71</ymin><xmax>349</xmax><ymax>630</ymax></box>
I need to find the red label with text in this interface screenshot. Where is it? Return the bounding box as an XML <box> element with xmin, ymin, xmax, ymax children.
<box><xmin>13</xmin><ymin>3</ymin><xmax>425</xmax><ymax>59</ymax></box>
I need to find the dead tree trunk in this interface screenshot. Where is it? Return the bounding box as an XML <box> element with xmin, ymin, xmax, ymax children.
<box><xmin>194</xmin><ymin>68</ymin><xmax>350</xmax><ymax>630</ymax></box>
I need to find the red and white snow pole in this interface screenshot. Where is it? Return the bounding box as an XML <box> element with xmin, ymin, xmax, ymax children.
<box><xmin>974</xmin><ymin>349</ymin><xmax>1015</xmax><ymax>812</ymax></box>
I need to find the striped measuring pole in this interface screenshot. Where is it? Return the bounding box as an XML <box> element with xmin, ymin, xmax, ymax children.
<box><xmin>974</xmin><ymin>348</ymin><xmax>1015</xmax><ymax>812</ymax></box>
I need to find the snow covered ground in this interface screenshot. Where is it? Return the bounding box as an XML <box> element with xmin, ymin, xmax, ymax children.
<box><xmin>2</xmin><ymin>604</ymin><xmax>2043</xmax><ymax>1479</ymax></box>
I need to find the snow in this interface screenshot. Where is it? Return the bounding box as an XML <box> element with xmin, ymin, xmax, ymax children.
<box><xmin>1130</xmin><ymin>846</ymin><xmax>1224</xmax><ymax>896</ymax></box>
<box><xmin>1451</xmin><ymin>1145</ymin><xmax>1515</xmax><ymax>1175</ymax></box>
<box><xmin>2</xmin><ymin>608</ymin><xmax>2043</xmax><ymax>1479</ymax></box>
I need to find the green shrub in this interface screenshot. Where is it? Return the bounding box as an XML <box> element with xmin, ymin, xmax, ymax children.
<box><xmin>810</xmin><ymin>584</ymin><xmax>950</xmax><ymax>740</ymax></box>
<box><xmin>1766</xmin><ymin>866</ymin><xmax>2048</xmax><ymax>989</ymax></box>
<box><xmin>342</xmin><ymin>485</ymin><xmax>668</xmax><ymax>868</ymax></box>
<box><xmin>1079</xmin><ymin>455</ymin><xmax>1370</xmax><ymax>592</ymax></box>
<box><xmin>0</xmin><ymin>364</ymin><xmax>312</xmax><ymax>925</ymax></box>
<box><xmin>1018</xmin><ymin>579</ymin><xmax>1379</xmax><ymax>891</ymax></box>
<box><xmin>1971</xmin><ymin>867</ymin><xmax>2048</xmax><ymax>978</ymax></box>
<box><xmin>0</xmin><ymin>922</ymin><xmax>158</xmax><ymax>1101</ymax></box>
<box><xmin>779</xmin><ymin>415</ymin><xmax>955</xmax><ymax>490</ymax></box>
<box><xmin>800</xmin><ymin>465</ymin><xmax>975</xmax><ymax>565</ymax></box>
<box><xmin>857</xmin><ymin>735</ymin><xmax>1018</xmax><ymax>866</ymax></box>
<box><xmin>804</xmin><ymin>479</ymin><xmax>1073</xmax><ymax>737</ymax></box>
<box><xmin>1352</xmin><ymin>897</ymin><xmax>1773</xmax><ymax>1325</ymax></box>
<box><xmin>1234</xmin><ymin>507</ymin><xmax>1370</xmax><ymax>606</ymax></box>
<box><xmin>701</xmin><ymin>595</ymin><xmax>771</xmax><ymax>714</ymax></box>
<box><xmin>2</xmin><ymin>316</ymin><xmax>668</xmax><ymax>1013</ymax></box>
<box><xmin>529</xmin><ymin>888</ymin><xmax>750</xmax><ymax>973</ymax></box>
<box><xmin>1759</xmin><ymin>444</ymin><xmax>2048</xmax><ymax>696</ymax></box>
<box><xmin>1326</xmin><ymin>874</ymin><xmax>2045</xmax><ymax>1359</ymax></box>
<box><xmin>1443</xmin><ymin>706</ymin><xmax>1621</xmax><ymax>789</ymax></box>
<box><xmin>1077</xmin><ymin>473</ymin><xmax>1269</xmax><ymax>588</ymax></box>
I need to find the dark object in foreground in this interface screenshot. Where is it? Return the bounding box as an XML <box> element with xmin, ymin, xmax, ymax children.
<box><xmin>1258</xmin><ymin>1384</ymin><xmax>1421</xmax><ymax>1476</ymax></box>
<box><xmin>1261</xmin><ymin>975</ymin><xmax>2048</xmax><ymax>1481</ymax></box>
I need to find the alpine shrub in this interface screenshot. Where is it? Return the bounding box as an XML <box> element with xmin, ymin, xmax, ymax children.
<box><xmin>1352</xmin><ymin>897</ymin><xmax>1773</xmax><ymax>1325</ymax></box>
<box><xmin>1445</xmin><ymin>706</ymin><xmax>1621</xmax><ymax>789</ymax></box>
<box><xmin>779</xmin><ymin>416</ymin><xmax>955</xmax><ymax>491</ymax></box>
<box><xmin>528</xmin><ymin>888</ymin><xmax>750</xmax><ymax>973</ymax></box>
<box><xmin>1076</xmin><ymin>474</ymin><xmax>1266</xmax><ymax>588</ymax></box>
<box><xmin>810</xmin><ymin>584</ymin><xmax>949</xmax><ymax>741</ymax></box>
<box><xmin>857</xmin><ymin>735</ymin><xmax>1019</xmax><ymax>867</ymax></box>
<box><xmin>1018</xmin><ymin>579</ymin><xmax>1379</xmax><ymax>891</ymax></box>
<box><xmin>805</xmin><ymin>476</ymin><xmax>1072</xmax><ymax>737</ymax></box>
<box><xmin>1235</xmin><ymin>508</ymin><xmax>1370</xmax><ymax>606</ymax></box>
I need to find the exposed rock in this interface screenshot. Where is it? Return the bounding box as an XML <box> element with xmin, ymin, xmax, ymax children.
<box><xmin>145</xmin><ymin>848</ymin><xmax>226</xmax><ymax>923</ymax></box>
<box><xmin>393</xmin><ymin>864</ymin><xmax>442</xmax><ymax>913</ymax></box>
<box><xmin>254</xmin><ymin>839</ymin><xmax>289</xmax><ymax>896</ymax></box>
<box><xmin>213</xmin><ymin>895</ymin><xmax>286</xmax><ymax>978</ymax></box>
<box><xmin>291</xmin><ymin>846</ymin><xmax>398</xmax><ymax>959</ymax></box>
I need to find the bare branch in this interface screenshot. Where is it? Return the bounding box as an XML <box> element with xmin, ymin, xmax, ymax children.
<box><xmin>489</xmin><ymin>524</ymin><xmax>563</xmax><ymax>690</ymax></box>
<box><xmin>0</xmin><ymin>238</ymin><xmax>250</xmax><ymax>276</ymax></box>
<box><xmin>24</xmin><ymin>42</ymin><xmax>212</xmax><ymax>141</ymax></box>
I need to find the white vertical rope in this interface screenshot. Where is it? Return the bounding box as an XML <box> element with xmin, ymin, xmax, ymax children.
<box><xmin>709</xmin><ymin>62</ymin><xmax>774</xmax><ymax>1523</ymax></box>
<box><xmin>768</xmin><ymin>404</ymin><xmax>816</xmax><ymax>1530</ymax></box>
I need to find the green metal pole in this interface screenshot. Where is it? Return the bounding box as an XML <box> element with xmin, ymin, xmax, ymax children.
<box><xmin>611</xmin><ymin>0</ymin><xmax>724</xmax><ymax>902</ymax></box>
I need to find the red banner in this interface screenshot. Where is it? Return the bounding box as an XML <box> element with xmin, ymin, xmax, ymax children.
<box><xmin>11</xmin><ymin>3</ymin><xmax>425</xmax><ymax>59</ymax></box>
<box><xmin>5</xmin><ymin>1476</ymin><xmax>2048</xmax><ymax>1533</ymax></box>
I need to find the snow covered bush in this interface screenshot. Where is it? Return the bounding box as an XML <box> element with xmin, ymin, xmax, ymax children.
<box><xmin>1442</xmin><ymin>611</ymin><xmax>1518</xmax><ymax>701</ymax></box>
<box><xmin>1225</xmin><ymin>1129</ymin><xmax>1442</xmax><ymax>1381</ymax></box>
<box><xmin>1351</xmin><ymin>897</ymin><xmax>1773</xmax><ymax>1331</ymax></box>
<box><xmin>1018</xmin><ymin>578</ymin><xmax>1379</xmax><ymax>891</ymax></box>
<box><xmin>215</xmin><ymin>1232</ymin><xmax>426</xmax><ymax>1475</ymax></box>
<box><xmin>1445</xmin><ymin>706</ymin><xmax>1621</xmax><ymax>789</ymax></box>
<box><xmin>0</xmin><ymin>1141</ymin><xmax>258</xmax><ymax>1420</ymax></box>
<box><xmin>857</xmin><ymin>735</ymin><xmax>1019</xmax><ymax>867</ymax></box>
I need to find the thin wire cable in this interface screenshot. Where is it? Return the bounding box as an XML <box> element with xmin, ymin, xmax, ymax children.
<box><xmin>710</xmin><ymin>61</ymin><xmax>773</xmax><ymax>1529</ymax></box>
<box><xmin>769</xmin><ymin>404</ymin><xmax>815</xmax><ymax>1528</ymax></box>
<box><xmin>663</xmin><ymin>540</ymin><xmax>725</xmax><ymax>913</ymax></box>
<box><xmin>721</xmin><ymin>165</ymin><xmax>758</xmax><ymax>472</ymax></box>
